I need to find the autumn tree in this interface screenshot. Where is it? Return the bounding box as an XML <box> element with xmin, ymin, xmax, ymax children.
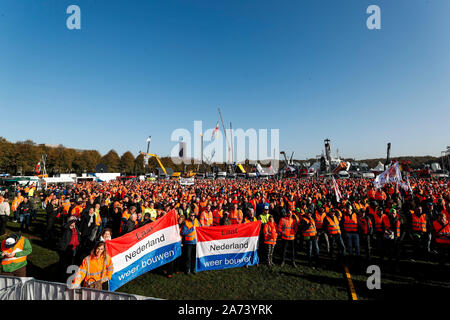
<box><xmin>120</xmin><ymin>151</ymin><xmax>135</xmax><ymax>174</ymax></box>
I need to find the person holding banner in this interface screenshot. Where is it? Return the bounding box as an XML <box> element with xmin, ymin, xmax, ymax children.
<box><xmin>73</xmin><ymin>241</ymin><xmax>114</xmax><ymax>290</ymax></box>
<box><xmin>181</xmin><ymin>212</ymin><xmax>202</xmax><ymax>275</ymax></box>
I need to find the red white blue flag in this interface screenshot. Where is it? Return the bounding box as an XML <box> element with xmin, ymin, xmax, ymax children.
<box><xmin>105</xmin><ymin>210</ymin><xmax>182</xmax><ymax>291</ymax></box>
<box><xmin>195</xmin><ymin>221</ymin><xmax>261</xmax><ymax>272</ymax></box>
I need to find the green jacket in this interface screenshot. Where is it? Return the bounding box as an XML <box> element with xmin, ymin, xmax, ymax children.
<box><xmin>1</xmin><ymin>237</ymin><xmax>32</xmax><ymax>273</ymax></box>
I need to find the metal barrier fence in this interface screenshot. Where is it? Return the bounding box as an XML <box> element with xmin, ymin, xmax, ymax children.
<box><xmin>0</xmin><ymin>275</ymin><xmax>160</xmax><ymax>300</ymax></box>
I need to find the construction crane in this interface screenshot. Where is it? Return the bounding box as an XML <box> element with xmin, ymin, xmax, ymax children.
<box><xmin>140</xmin><ymin>152</ymin><xmax>167</xmax><ymax>175</ymax></box>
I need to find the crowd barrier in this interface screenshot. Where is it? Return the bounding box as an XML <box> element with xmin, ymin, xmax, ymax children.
<box><xmin>0</xmin><ymin>275</ymin><xmax>160</xmax><ymax>300</ymax></box>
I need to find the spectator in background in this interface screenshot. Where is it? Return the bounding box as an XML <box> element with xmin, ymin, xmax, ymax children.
<box><xmin>0</xmin><ymin>196</ymin><xmax>10</xmax><ymax>236</ymax></box>
<box><xmin>57</xmin><ymin>216</ymin><xmax>81</xmax><ymax>282</ymax></box>
<box><xmin>17</xmin><ymin>196</ymin><xmax>32</xmax><ymax>232</ymax></box>
<box><xmin>44</xmin><ymin>198</ymin><xmax>60</xmax><ymax>244</ymax></box>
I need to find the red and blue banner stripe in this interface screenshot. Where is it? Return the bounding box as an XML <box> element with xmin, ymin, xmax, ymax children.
<box><xmin>105</xmin><ymin>209</ymin><xmax>181</xmax><ymax>291</ymax></box>
<box><xmin>195</xmin><ymin>221</ymin><xmax>261</xmax><ymax>272</ymax></box>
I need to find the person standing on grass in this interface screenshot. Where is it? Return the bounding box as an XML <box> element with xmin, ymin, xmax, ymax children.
<box><xmin>263</xmin><ymin>215</ymin><xmax>278</xmax><ymax>266</ymax></box>
<box><xmin>323</xmin><ymin>209</ymin><xmax>346</xmax><ymax>261</ymax></box>
<box><xmin>44</xmin><ymin>198</ymin><xmax>61</xmax><ymax>243</ymax></box>
<box><xmin>181</xmin><ymin>212</ymin><xmax>201</xmax><ymax>275</ymax></box>
<box><xmin>278</xmin><ymin>208</ymin><xmax>297</xmax><ymax>267</ymax></box>
<box><xmin>0</xmin><ymin>233</ymin><xmax>32</xmax><ymax>277</ymax></box>
<box><xmin>57</xmin><ymin>216</ymin><xmax>81</xmax><ymax>282</ymax></box>
<box><xmin>300</xmin><ymin>210</ymin><xmax>319</xmax><ymax>267</ymax></box>
<box><xmin>0</xmin><ymin>196</ymin><xmax>10</xmax><ymax>237</ymax></box>
<box><xmin>17</xmin><ymin>196</ymin><xmax>32</xmax><ymax>233</ymax></box>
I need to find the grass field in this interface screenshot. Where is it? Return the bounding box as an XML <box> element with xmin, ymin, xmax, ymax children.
<box><xmin>2</xmin><ymin>209</ymin><xmax>449</xmax><ymax>300</ymax></box>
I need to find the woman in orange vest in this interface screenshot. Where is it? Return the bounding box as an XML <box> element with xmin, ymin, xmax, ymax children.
<box><xmin>72</xmin><ymin>241</ymin><xmax>114</xmax><ymax>290</ymax></box>
<box><xmin>181</xmin><ymin>212</ymin><xmax>201</xmax><ymax>275</ymax></box>
<box><xmin>263</xmin><ymin>215</ymin><xmax>277</xmax><ymax>266</ymax></box>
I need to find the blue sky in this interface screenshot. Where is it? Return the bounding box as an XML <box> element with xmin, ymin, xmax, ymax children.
<box><xmin>0</xmin><ymin>0</ymin><xmax>449</xmax><ymax>161</ymax></box>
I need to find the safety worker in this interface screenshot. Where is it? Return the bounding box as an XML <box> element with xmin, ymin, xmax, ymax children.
<box><xmin>263</xmin><ymin>215</ymin><xmax>277</xmax><ymax>266</ymax></box>
<box><xmin>199</xmin><ymin>204</ymin><xmax>213</xmax><ymax>227</ymax></box>
<box><xmin>0</xmin><ymin>233</ymin><xmax>32</xmax><ymax>277</ymax></box>
<box><xmin>278</xmin><ymin>209</ymin><xmax>297</xmax><ymax>267</ymax></box>
<box><xmin>258</xmin><ymin>204</ymin><xmax>271</xmax><ymax>224</ymax></box>
<box><xmin>358</xmin><ymin>209</ymin><xmax>373</xmax><ymax>261</ymax></box>
<box><xmin>432</xmin><ymin>213</ymin><xmax>450</xmax><ymax>266</ymax></box>
<box><xmin>72</xmin><ymin>241</ymin><xmax>114</xmax><ymax>290</ymax></box>
<box><xmin>341</xmin><ymin>205</ymin><xmax>360</xmax><ymax>258</ymax></box>
<box><xmin>244</xmin><ymin>208</ymin><xmax>257</xmax><ymax>223</ymax></box>
<box><xmin>314</xmin><ymin>206</ymin><xmax>329</xmax><ymax>254</ymax></box>
<box><xmin>322</xmin><ymin>209</ymin><xmax>346</xmax><ymax>260</ymax></box>
<box><xmin>229</xmin><ymin>203</ymin><xmax>243</xmax><ymax>225</ymax></box>
<box><xmin>181</xmin><ymin>212</ymin><xmax>201</xmax><ymax>275</ymax></box>
<box><xmin>212</xmin><ymin>203</ymin><xmax>223</xmax><ymax>226</ymax></box>
<box><xmin>373</xmin><ymin>206</ymin><xmax>391</xmax><ymax>260</ymax></box>
<box><xmin>300</xmin><ymin>210</ymin><xmax>319</xmax><ymax>267</ymax></box>
<box><xmin>410</xmin><ymin>206</ymin><xmax>430</xmax><ymax>260</ymax></box>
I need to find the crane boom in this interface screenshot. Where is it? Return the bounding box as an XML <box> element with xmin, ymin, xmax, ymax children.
<box><xmin>140</xmin><ymin>152</ymin><xmax>167</xmax><ymax>175</ymax></box>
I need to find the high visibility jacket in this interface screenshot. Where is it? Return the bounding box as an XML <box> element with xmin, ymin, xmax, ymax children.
<box><xmin>263</xmin><ymin>222</ymin><xmax>278</xmax><ymax>245</ymax></box>
<box><xmin>278</xmin><ymin>217</ymin><xmax>297</xmax><ymax>240</ymax></box>
<box><xmin>72</xmin><ymin>205</ymin><xmax>84</xmax><ymax>218</ymax></box>
<box><xmin>62</xmin><ymin>203</ymin><xmax>72</xmax><ymax>215</ymax></box>
<box><xmin>432</xmin><ymin>221</ymin><xmax>450</xmax><ymax>245</ymax></box>
<box><xmin>343</xmin><ymin>213</ymin><xmax>358</xmax><ymax>233</ymax></box>
<box><xmin>368</xmin><ymin>189</ymin><xmax>376</xmax><ymax>200</ymax></box>
<box><xmin>325</xmin><ymin>216</ymin><xmax>341</xmax><ymax>235</ymax></box>
<box><xmin>359</xmin><ymin>216</ymin><xmax>373</xmax><ymax>235</ymax></box>
<box><xmin>411</xmin><ymin>213</ymin><xmax>427</xmax><ymax>232</ymax></box>
<box><xmin>200</xmin><ymin>210</ymin><xmax>213</xmax><ymax>227</ymax></box>
<box><xmin>229</xmin><ymin>209</ymin><xmax>243</xmax><ymax>225</ymax></box>
<box><xmin>120</xmin><ymin>210</ymin><xmax>131</xmax><ymax>233</ymax></box>
<box><xmin>302</xmin><ymin>217</ymin><xmax>317</xmax><ymax>237</ymax></box>
<box><xmin>258</xmin><ymin>213</ymin><xmax>270</xmax><ymax>225</ymax></box>
<box><xmin>287</xmin><ymin>201</ymin><xmax>296</xmax><ymax>212</ymax></box>
<box><xmin>244</xmin><ymin>217</ymin><xmax>257</xmax><ymax>223</ymax></box>
<box><xmin>1</xmin><ymin>237</ymin><xmax>27</xmax><ymax>267</ymax></box>
<box><xmin>11</xmin><ymin>196</ymin><xmax>23</xmax><ymax>212</ymax></box>
<box><xmin>183</xmin><ymin>219</ymin><xmax>200</xmax><ymax>242</ymax></box>
<box><xmin>212</xmin><ymin>209</ymin><xmax>223</xmax><ymax>226</ymax></box>
<box><xmin>73</xmin><ymin>254</ymin><xmax>114</xmax><ymax>287</ymax></box>
<box><xmin>374</xmin><ymin>213</ymin><xmax>390</xmax><ymax>233</ymax></box>
<box><xmin>367</xmin><ymin>207</ymin><xmax>376</xmax><ymax>217</ymax></box>
<box><xmin>314</xmin><ymin>212</ymin><xmax>326</xmax><ymax>230</ymax></box>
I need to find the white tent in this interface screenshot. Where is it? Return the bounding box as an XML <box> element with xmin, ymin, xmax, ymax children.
<box><xmin>371</xmin><ymin>161</ymin><xmax>385</xmax><ymax>172</ymax></box>
<box><xmin>39</xmin><ymin>177</ymin><xmax>75</xmax><ymax>189</ymax></box>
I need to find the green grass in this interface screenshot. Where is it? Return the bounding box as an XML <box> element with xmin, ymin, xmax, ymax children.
<box><xmin>2</xmin><ymin>209</ymin><xmax>449</xmax><ymax>300</ymax></box>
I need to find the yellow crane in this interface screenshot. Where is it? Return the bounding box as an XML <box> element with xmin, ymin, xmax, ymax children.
<box><xmin>140</xmin><ymin>152</ymin><xmax>181</xmax><ymax>179</ymax></box>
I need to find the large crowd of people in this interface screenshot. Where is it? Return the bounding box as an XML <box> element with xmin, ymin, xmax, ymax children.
<box><xmin>0</xmin><ymin>176</ymin><xmax>449</xmax><ymax>289</ymax></box>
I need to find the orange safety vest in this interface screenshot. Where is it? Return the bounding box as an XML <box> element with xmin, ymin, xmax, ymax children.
<box><xmin>433</xmin><ymin>220</ymin><xmax>450</xmax><ymax>245</ymax></box>
<box><xmin>244</xmin><ymin>217</ymin><xmax>257</xmax><ymax>223</ymax></box>
<box><xmin>325</xmin><ymin>216</ymin><xmax>341</xmax><ymax>235</ymax></box>
<box><xmin>278</xmin><ymin>217</ymin><xmax>296</xmax><ymax>240</ymax></box>
<box><xmin>367</xmin><ymin>207</ymin><xmax>377</xmax><ymax>217</ymax></box>
<box><xmin>343</xmin><ymin>213</ymin><xmax>358</xmax><ymax>233</ymax></box>
<box><xmin>302</xmin><ymin>217</ymin><xmax>317</xmax><ymax>237</ymax></box>
<box><xmin>374</xmin><ymin>213</ymin><xmax>390</xmax><ymax>233</ymax></box>
<box><xmin>1</xmin><ymin>237</ymin><xmax>27</xmax><ymax>266</ymax></box>
<box><xmin>212</xmin><ymin>209</ymin><xmax>223</xmax><ymax>226</ymax></box>
<box><xmin>391</xmin><ymin>217</ymin><xmax>401</xmax><ymax>238</ymax></box>
<box><xmin>264</xmin><ymin>222</ymin><xmax>277</xmax><ymax>245</ymax></box>
<box><xmin>411</xmin><ymin>213</ymin><xmax>427</xmax><ymax>232</ymax></box>
<box><xmin>73</xmin><ymin>254</ymin><xmax>114</xmax><ymax>287</ymax></box>
<box><xmin>229</xmin><ymin>209</ymin><xmax>243</xmax><ymax>225</ymax></box>
<box><xmin>200</xmin><ymin>210</ymin><xmax>213</xmax><ymax>227</ymax></box>
<box><xmin>359</xmin><ymin>216</ymin><xmax>372</xmax><ymax>235</ymax></box>
<box><xmin>314</xmin><ymin>212</ymin><xmax>326</xmax><ymax>230</ymax></box>
<box><xmin>184</xmin><ymin>219</ymin><xmax>200</xmax><ymax>242</ymax></box>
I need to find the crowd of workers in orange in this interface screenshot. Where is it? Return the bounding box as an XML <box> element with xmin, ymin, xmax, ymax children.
<box><xmin>1</xmin><ymin>176</ymin><xmax>450</xmax><ymax>288</ymax></box>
